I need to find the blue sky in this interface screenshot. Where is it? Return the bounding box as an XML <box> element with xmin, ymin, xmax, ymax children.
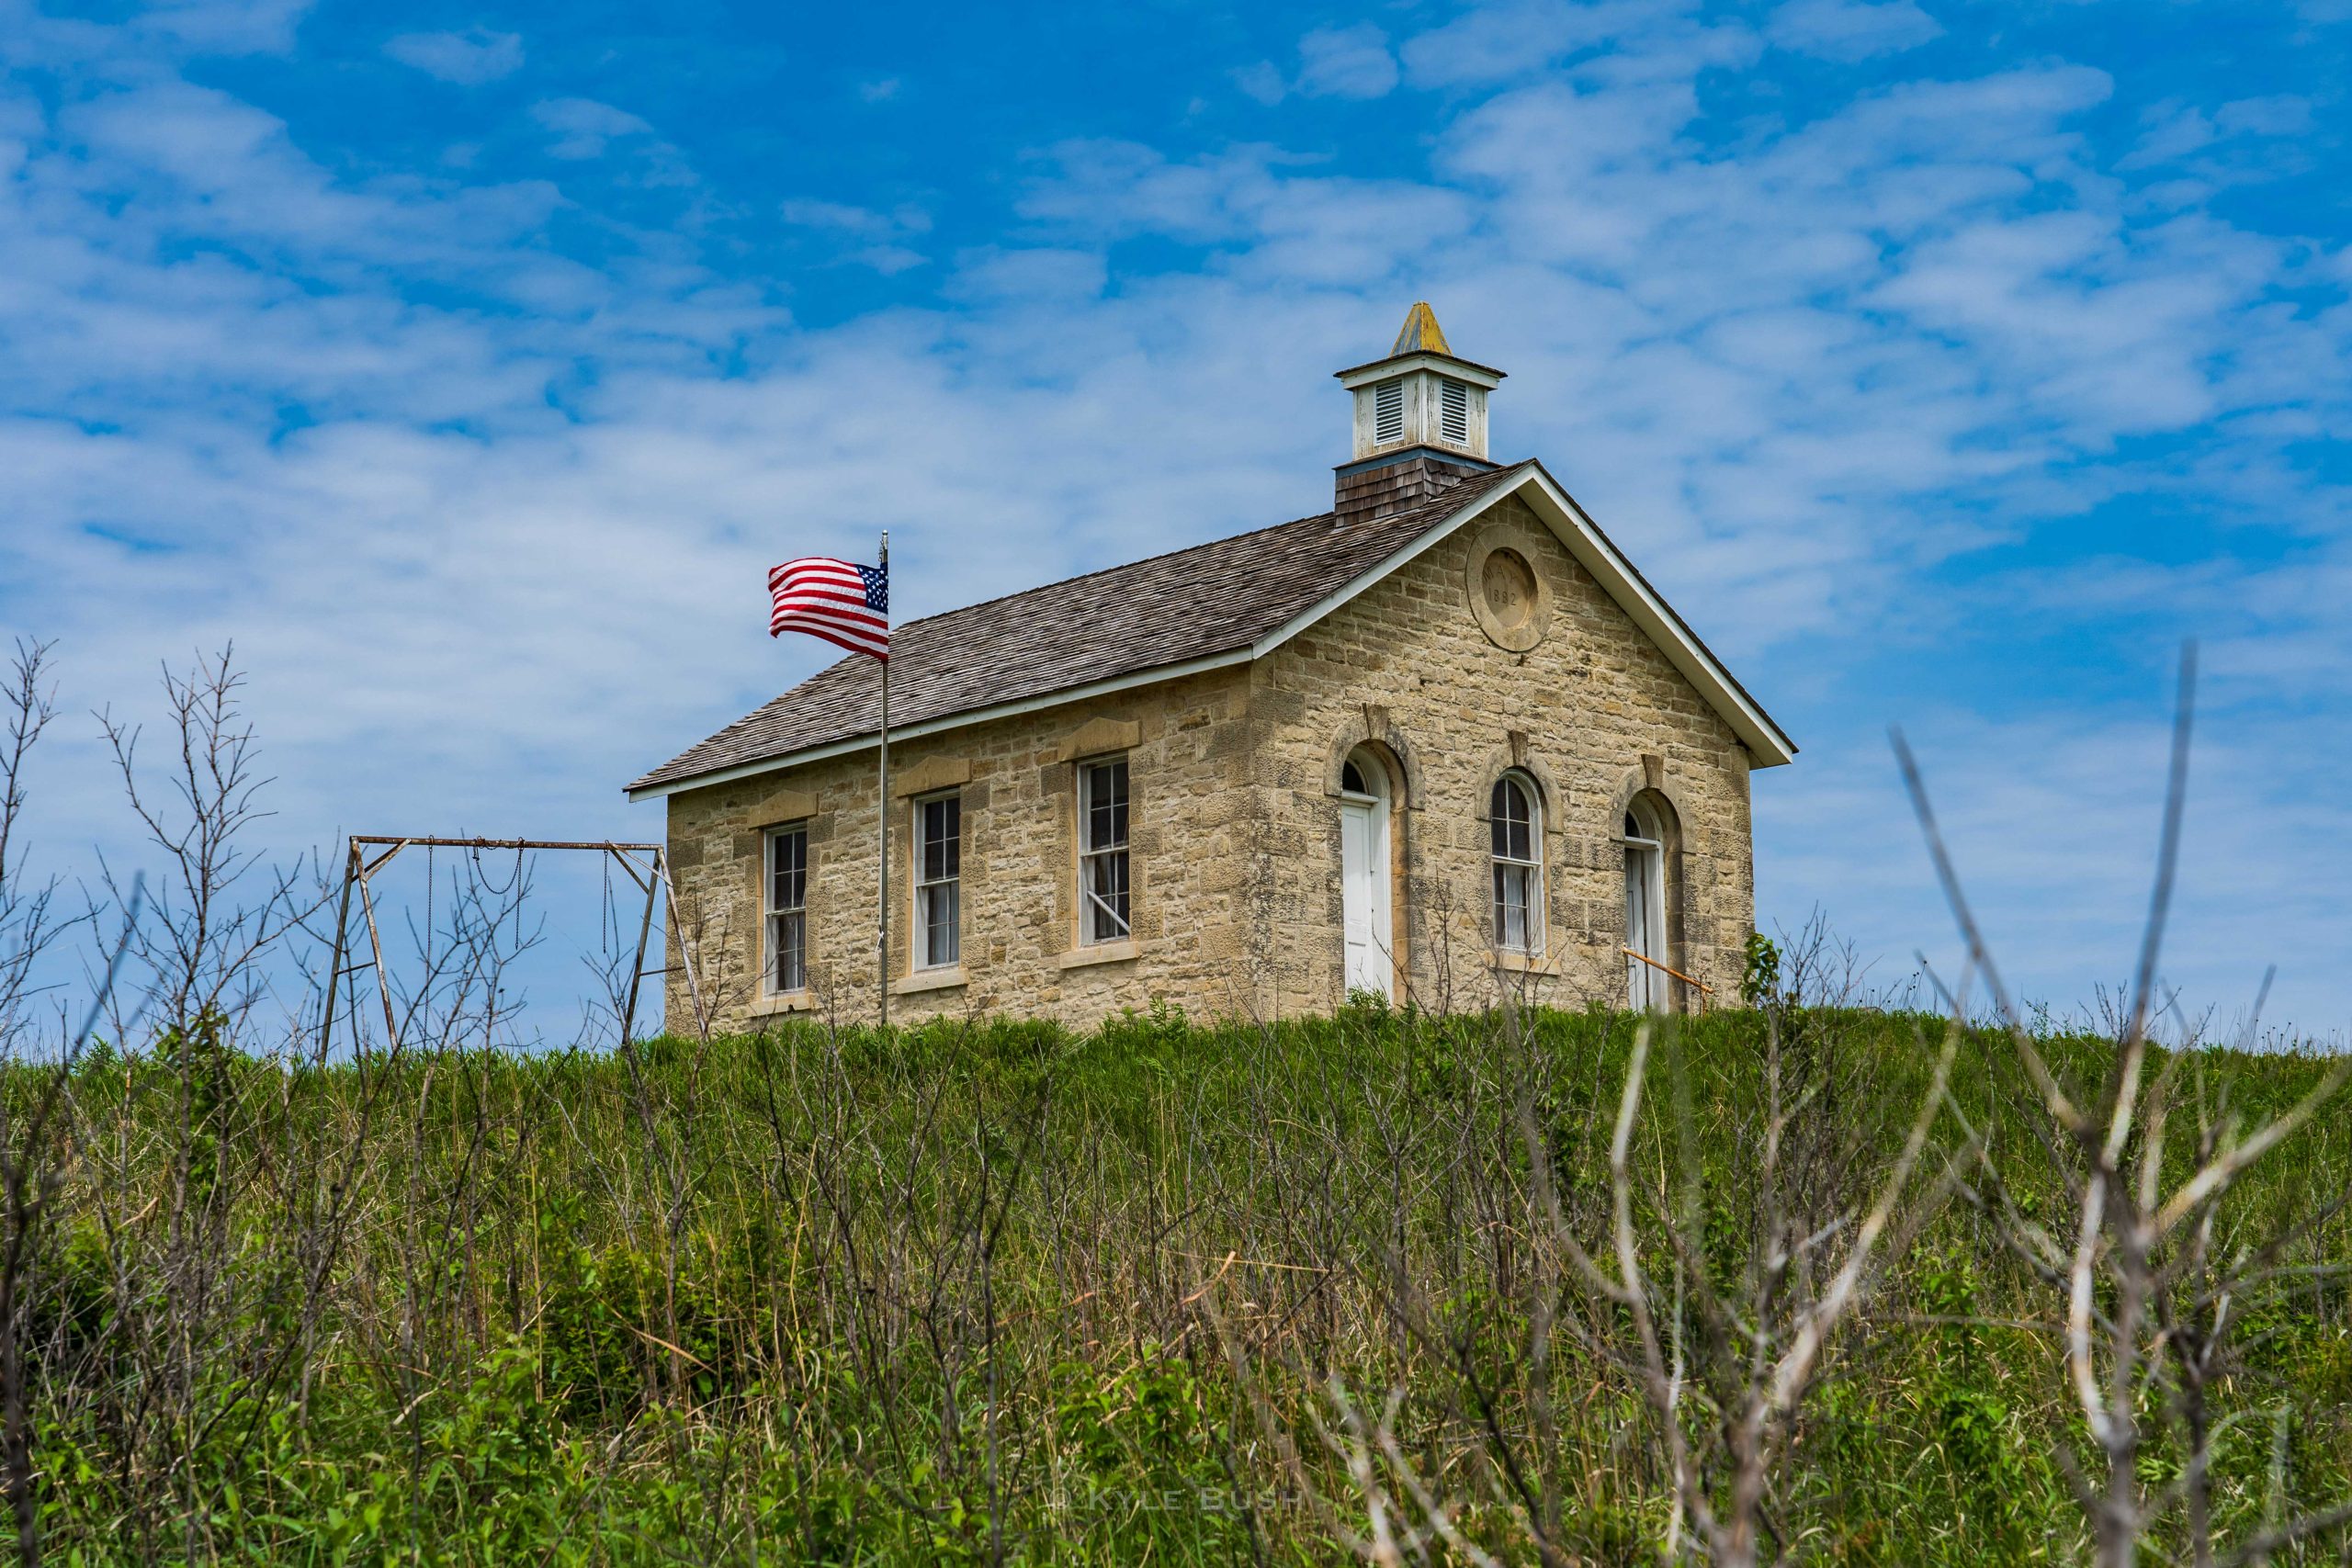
<box><xmin>3</xmin><ymin>0</ymin><xmax>2347</xmax><ymax>1042</ymax></box>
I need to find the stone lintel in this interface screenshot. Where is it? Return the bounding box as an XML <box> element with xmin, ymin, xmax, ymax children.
<box><xmin>1056</xmin><ymin>717</ymin><xmax>1141</xmax><ymax>762</ymax></box>
<box><xmin>891</xmin><ymin>756</ymin><xmax>973</xmax><ymax>798</ymax></box>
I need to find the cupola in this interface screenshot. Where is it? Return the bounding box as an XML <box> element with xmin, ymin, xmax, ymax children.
<box><xmin>1332</xmin><ymin>303</ymin><xmax>1506</xmax><ymax>521</ymax></box>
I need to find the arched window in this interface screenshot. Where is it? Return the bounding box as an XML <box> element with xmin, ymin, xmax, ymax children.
<box><xmin>1489</xmin><ymin>773</ymin><xmax>1543</xmax><ymax>954</ymax></box>
<box><xmin>1623</xmin><ymin>798</ymin><xmax>1668</xmax><ymax>1009</ymax></box>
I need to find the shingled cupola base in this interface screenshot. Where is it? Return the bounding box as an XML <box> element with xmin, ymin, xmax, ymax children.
<box><xmin>1333</xmin><ymin>447</ymin><xmax>1496</xmax><ymax>522</ymax></box>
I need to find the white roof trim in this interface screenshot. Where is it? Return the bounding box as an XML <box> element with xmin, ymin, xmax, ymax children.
<box><xmin>1248</xmin><ymin>463</ymin><xmax>1797</xmax><ymax>767</ymax></box>
<box><xmin>630</xmin><ymin>463</ymin><xmax>1792</xmax><ymax>802</ymax></box>
<box><xmin>1335</xmin><ymin>352</ymin><xmax>1504</xmax><ymax>391</ymax></box>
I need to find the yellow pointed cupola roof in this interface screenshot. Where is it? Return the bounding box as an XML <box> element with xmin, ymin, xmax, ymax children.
<box><xmin>1391</xmin><ymin>300</ymin><xmax>1452</xmax><ymax>356</ymax></box>
<box><xmin>1334</xmin><ymin>302</ymin><xmax>1503</xmax><ymax>383</ymax></box>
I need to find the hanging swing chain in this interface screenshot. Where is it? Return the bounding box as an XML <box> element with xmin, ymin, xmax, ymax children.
<box><xmin>469</xmin><ymin>843</ymin><xmax>526</xmax><ymax>898</ymax></box>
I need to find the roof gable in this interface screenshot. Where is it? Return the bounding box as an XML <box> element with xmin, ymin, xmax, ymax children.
<box><xmin>1250</xmin><ymin>460</ymin><xmax>1797</xmax><ymax>771</ymax></box>
<box><xmin>626</xmin><ymin>462</ymin><xmax>1792</xmax><ymax>799</ymax></box>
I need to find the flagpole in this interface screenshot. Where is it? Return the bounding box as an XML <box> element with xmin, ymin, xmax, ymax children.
<box><xmin>876</xmin><ymin>529</ymin><xmax>890</xmax><ymax>1032</ymax></box>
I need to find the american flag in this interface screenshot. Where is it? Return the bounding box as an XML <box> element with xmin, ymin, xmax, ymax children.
<box><xmin>767</xmin><ymin>556</ymin><xmax>889</xmax><ymax>660</ymax></box>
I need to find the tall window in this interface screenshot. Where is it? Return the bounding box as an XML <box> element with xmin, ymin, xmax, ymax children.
<box><xmin>764</xmin><ymin>824</ymin><xmax>808</xmax><ymax>994</ymax></box>
<box><xmin>1079</xmin><ymin>758</ymin><xmax>1131</xmax><ymax>944</ymax></box>
<box><xmin>914</xmin><ymin>794</ymin><xmax>961</xmax><ymax>970</ymax></box>
<box><xmin>1490</xmin><ymin>774</ymin><xmax>1542</xmax><ymax>954</ymax></box>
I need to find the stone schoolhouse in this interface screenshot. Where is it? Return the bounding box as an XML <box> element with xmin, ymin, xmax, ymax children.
<box><xmin>628</xmin><ymin>306</ymin><xmax>1795</xmax><ymax>1032</ymax></box>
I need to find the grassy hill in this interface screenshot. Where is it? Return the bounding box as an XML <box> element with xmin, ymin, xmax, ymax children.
<box><xmin>26</xmin><ymin>1002</ymin><xmax>2352</xmax><ymax>1563</ymax></box>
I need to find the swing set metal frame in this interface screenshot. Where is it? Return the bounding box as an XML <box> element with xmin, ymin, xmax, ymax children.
<box><xmin>319</xmin><ymin>835</ymin><xmax>708</xmax><ymax>1057</ymax></box>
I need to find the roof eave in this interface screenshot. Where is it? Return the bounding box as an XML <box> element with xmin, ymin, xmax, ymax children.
<box><xmin>623</xmin><ymin>644</ymin><xmax>1261</xmax><ymax>802</ymax></box>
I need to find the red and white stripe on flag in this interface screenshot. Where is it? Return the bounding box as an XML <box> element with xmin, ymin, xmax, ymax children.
<box><xmin>767</xmin><ymin>557</ymin><xmax>889</xmax><ymax>660</ymax></box>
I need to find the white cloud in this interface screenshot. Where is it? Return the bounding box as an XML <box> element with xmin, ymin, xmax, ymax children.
<box><xmin>133</xmin><ymin>0</ymin><xmax>312</xmax><ymax>55</ymax></box>
<box><xmin>531</xmin><ymin>97</ymin><xmax>653</xmax><ymax>160</ymax></box>
<box><xmin>781</xmin><ymin>199</ymin><xmax>932</xmax><ymax>239</ymax></box>
<box><xmin>1401</xmin><ymin>0</ymin><xmax>1748</xmax><ymax>89</ymax></box>
<box><xmin>1232</xmin><ymin>24</ymin><xmax>1399</xmax><ymax>105</ymax></box>
<box><xmin>1018</xmin><ymin>141</ymin><xmax>1475</xmax><ymax>285</ymax></box>
<box><xmin>945</xmin><ymin>247</ymin><xmax>1107</xmax><ymax>302</ymax></box>
<box><xmin>1296</xmin><ymin>24</ymin><xmax>1400</xmax><ymax>98</ymax></box>
<box><xmin>2125</xmin><ymin>94</ymin><xmax>2318</xmax><ymax>172</ymax></box>
<box><xmin>384</xmin><ymin>28</ymin><xmax>525</xmax><ymax>85</ymax></box>
<box><xmin>1766</xmin><ymin>0</ymin><xmax>1943</xmax><ymax>62</ymax></box>
<box><xmin>2215</xmin><ymin>95</ymin><xmax>2313</xmax><ymax>136</ymax></box>
<box><xmin>1233</xmin><ymin>60</ymin><xmax>1287</xmax><ymax>106</ymax></box>
<box><xmin>781</xmin><ymin>200</ymin><xmax>932</xmax><ymax>273</ymax></box>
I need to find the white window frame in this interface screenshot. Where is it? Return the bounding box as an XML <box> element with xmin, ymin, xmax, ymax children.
<box><xmin>912</xmin><ymin>792</ymin><xmax>962</xmax><ymax>971</ymax></box>
<box><xmin>764</xmin><ymin>823</ymin><xmax>809</xmax><ymax>995</ymax></box>
<box><xmin>1078</xmin><ymin>756</ymin><xmax>1131</xmax><ymax>946</ymax></box>
<box><xmin>1490</xmin><ymin>773</ymin><xmax>1544</xmax><ymax>955</ymax></box>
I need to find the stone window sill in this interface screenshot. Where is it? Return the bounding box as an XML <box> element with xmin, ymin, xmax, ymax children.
<box><xmin>749</xmin><ymin>991</ymin><xmax>821</xmax><ymax>1016</ymax></box>
<box><xmin>893</xmin><ymin>966</ymin><xmax>968</xmax><ymax>997</ymax></box>
<box><xmin>1490</xmin><ymin>949</ymin><xmax>1561</xmax><ymax>976</ymax></box>
<box><xmin>1057</xmin><ymin>940</ymin><xmax>1142</xmax><ymax>970</ymax></box>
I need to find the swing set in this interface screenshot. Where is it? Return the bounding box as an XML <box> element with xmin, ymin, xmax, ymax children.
<box><xmin>319</xmin><ymin>836</ymin><xmax>709</xmax><ymax>1056</ymax></box>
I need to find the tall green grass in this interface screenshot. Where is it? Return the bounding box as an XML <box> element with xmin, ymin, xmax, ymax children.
<box><xmin>24</xmin><ymin>1003</ymin><xmax>2352</xmax><ymax>1564</ymax></box>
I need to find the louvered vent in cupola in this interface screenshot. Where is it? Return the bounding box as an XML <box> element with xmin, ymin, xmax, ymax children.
<box><xmin>1373</xmin><ymin>379</ymin><xmax>1406</xmax><ymax>445</ymax></box>
<box><xmin>1439</xmin><ymin>378</ymin><xmax>1469</xmax><ymax>446</ymax></box>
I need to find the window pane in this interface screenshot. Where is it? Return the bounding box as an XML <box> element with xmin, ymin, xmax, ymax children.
<box><xmin>770</xmin><ymin>829</ymin><xmax>806</xmax><ymax>914</ymax></box>
<box><xmin>770</xmin><ymin>910</ymin><xmax>806</xmax><ymax>993</ymax></box>
<box><xmin>1084</xmin><ymin>849</ymin><xmax>1130</xmax><ymax>942</ymax></box>
<box><xmin>1494</xmin><ymin>864</ymin><xmax>1529</xmax><ymax>952</ymax></box>
<box><xmin>1491</xmin><ymin>778</ymin><xmax>1533</xmax><ymax>862</ymax></box>
<box><xmin>922</xmin><ymin>883</ymin><xmax>960</xmax><ymax>966</ymax></box>
<box><xmin>921</xmin><ymin>797</ymin><xmax>961</xmax><ymax>882</ymax></box>
<box><xmin>1084</xmin><ymin>761</ymin><xmax>1128</xmax><ymax>851</ymax></box>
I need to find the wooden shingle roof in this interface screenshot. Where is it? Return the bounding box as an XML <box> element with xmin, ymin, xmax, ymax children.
<box><xmin>627</xmin><ymin>462</ymin><xmax>1532</xmax><ymax>795</ymax></box>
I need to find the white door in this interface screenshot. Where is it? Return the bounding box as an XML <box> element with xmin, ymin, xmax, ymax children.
<box><xmin>1624</xmin><ymin>837</ymin><xmax>1665</xmax><ymax>1009</ymax></box>
<box><xmin>1340</xmin><ymin>797</ymin><xmax>1392</xmax><ymax>998</ymax></box>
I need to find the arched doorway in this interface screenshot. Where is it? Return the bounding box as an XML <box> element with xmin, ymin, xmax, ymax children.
<box><xmin>1338</xmin><ymin>747</ymin><xmax>1396</xmax><ymax>1000</ymax></box>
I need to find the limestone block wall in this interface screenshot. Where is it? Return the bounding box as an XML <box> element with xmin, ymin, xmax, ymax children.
<box><xmin>1248</xmin><ymin>494</ymin><xmax>1756</xmax><ymax>1018</ymax></box>
<box><xmin>661</xmin><ymin>665</ymin><xmax>1262</xmax><ymax>1034</ymax></box>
